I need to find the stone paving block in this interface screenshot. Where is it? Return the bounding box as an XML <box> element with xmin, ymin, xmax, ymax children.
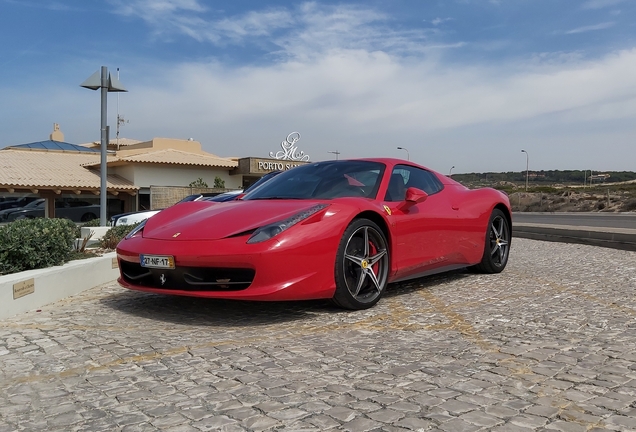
<box><xmin>342</xmin><ymin>416</ymin><xmax>383</xmax><ymax>431</ymax></box>
<box><xmin>365</xmin><ymin>408</ymin><xmax>404</xmax><ymax>423</ymax></box>
<box><xmin>189</xmin><ymin>414</ymin><xmax>237</xmax><ymax>430</ymax></box>
<box><xmin>509</xmin><ymin>413</ymin><xmax>549</xmax><ymax>429</ymax></box>
<box><xmin>241</xmin><ymin>414</ymin><xmax>280</xmax><ymax>431</ymax></box>
<box><xmin>1</xmin><ymin>239</ymin><xmax>636</xmax><ymax>431</ymax></box>
<box><xmin>544</xmin><ymin>420</ymin><xmax>593</xmax><ymax>432</ymax></box>
<box><xmin>325</xmin><ymin>406</ymin><xmax>357</xmax><ymax>422</ymax></box>
<box><xmin>305</xmin><ymin>413</ymin><xmax>341</xmax><ymax>429</ymax></box>
<box><xmin>490</xmin><ymin>423</ymin><xmax>535</xmax><ymax>431</ymax></box>
<box><xmin>438</xmin><ymin>399</ymin><xmax>479</xmax><ymax>415</ymax></box>
<box><xmin>606</xmin><ymin>414</ymin><xmax>636</xmax><ymax>429</ymax></box>
<box><xmin>438</xmin><ymin>418</ymin><xmax>481</xmax><ymax>432</ymax></box>
<box><xmin>524</xmin><ymin>404</ymin><xmax>560</xmax><ymax>419</ymax></box>
<box><xmin>350</xmin><ymin>400</ymin><xmax>383</xmax><ymax>413</ymax></box>
<box><xmin>459</xmin><ymin>410</ymin><xmax>504</xmax><ymax>428</ymax></box>
<box><xmin>394</xmin><ymin>416</ymin><xmax>433</xmax><ymax>430</ymax></box>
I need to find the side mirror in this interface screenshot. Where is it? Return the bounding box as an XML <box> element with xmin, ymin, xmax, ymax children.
<box><xmin>405</xmin><ymin>187</ymin><xmax>428</xmax><ymax>203</ymax></box>
<box><xmin>398</xmin><ymin>187</ymin><xmax>428</xmax><ymax>211</ymax></box>
<box><xmin>235</xmin><ymin>193</ymin><xmax>246</xmax><ymax>200</ymax></box>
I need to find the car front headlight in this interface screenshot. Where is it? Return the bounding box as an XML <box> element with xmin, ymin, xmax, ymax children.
<box><xmin>247</xmin><ymin>204</ymin><xmax>328</xmax><ymax>244</ymax></box>
<box><xmin>125</xmin><ymin>220</ymin><xmax>147</xmax><ymax>239</ymax></box>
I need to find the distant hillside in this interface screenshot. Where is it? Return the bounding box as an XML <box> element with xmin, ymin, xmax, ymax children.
<box><xmin>450</xmin><ymin>170</ymin><xmax>636</xmax><ymax>212</ymax></box>
<box><xmin>452</xmin><ymin>170</ymin><xmax>636</xmax><ymax>186</ymax></box>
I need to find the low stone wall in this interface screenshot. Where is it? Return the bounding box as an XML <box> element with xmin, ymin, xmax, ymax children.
<box><xmin>0</xmin><ymin>252</ymin><xmax>120</xmax><ymax>320</ymax></box>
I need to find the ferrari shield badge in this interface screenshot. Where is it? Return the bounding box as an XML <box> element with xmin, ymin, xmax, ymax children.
<box><xmin>383</xmin><ymin>205</ymin><xmax>392</xmax><ymax>215</ymax></box>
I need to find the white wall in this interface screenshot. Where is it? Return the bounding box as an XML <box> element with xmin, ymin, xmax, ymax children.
<box><xmin>115</xmin><ymin>165</ymin><xmax>242</xmax><ymax>189</ymax></box>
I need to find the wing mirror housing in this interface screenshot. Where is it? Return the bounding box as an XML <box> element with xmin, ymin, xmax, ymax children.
<box><xmin>405</xmin><ymin>187</ymin><xmax>428</xmax><ymax>203</ymax></box>
<box><xmin>399</xmin><ymin>187</ymin><xmax>428</xmax><ymax>210</ymax></box>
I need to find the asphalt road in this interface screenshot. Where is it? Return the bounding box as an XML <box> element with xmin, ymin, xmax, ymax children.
<box><xmin>512</xmin><ymin>212</ymin><xmax>636</xmax><ymax>251</ymax></box>
<box><xmin>513</xmin><ymin>212</ymin><xmax>636</xmax><ymax>229</ymax></box>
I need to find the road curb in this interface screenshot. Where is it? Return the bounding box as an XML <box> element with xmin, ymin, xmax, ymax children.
<box><xmin>513</xmin><ymin>223</ymin><xmax>636</xmax><ymax>252</ymax></box>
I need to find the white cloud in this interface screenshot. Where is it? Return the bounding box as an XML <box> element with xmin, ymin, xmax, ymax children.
<box><xmin>431</xmin><ymin>17</ymin><xmax>452</xmax><ymax>26</ymax></box>
<box><xmin>71</xmin><ymin>47</ymin><xmax>630</xmax><ymax>170</ymax></box>
<box><xmin>4</xmin><ymin>47</ymin><xmax>636</xmax><ymax>171</ymax></box>
<box><xmin>108</xmin><ymin>1</ymin><xmax>443</xmax><ymax>59</ymax></box>
<box><xmin>565</xmin><ymin>22</ymin><xmax>615</xmax><ymax>34</ymax></box>
<box><xmin>3</xmin><ymin>1</ymin><xmax>636</xmax><ymax>171</ymax></box>
<box><xmin>582</xmin><ymin>0</ymin><xmax>624</xmax><ymax>9</ymax></box>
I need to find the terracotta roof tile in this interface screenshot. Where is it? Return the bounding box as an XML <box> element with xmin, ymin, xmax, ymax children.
<box><xmin>0</xmin><ymin>149</ymin><xmax>137</xmax><ymax>190</ymax></box>
<box><xmin>83</xmin><ymin>148</ymin><xmax>238</xmax><ymax>168</ymax></box>
<box><xmin>80</xmin><ymin>138</ymin><xmax>143</xmax><ymax>147</ymax></box>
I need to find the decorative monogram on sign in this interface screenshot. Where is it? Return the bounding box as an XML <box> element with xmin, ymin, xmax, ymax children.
<box><xmin>269</xmin><ymin>132</ymin><xmax>310</xmax><ymax>161</ymax></box>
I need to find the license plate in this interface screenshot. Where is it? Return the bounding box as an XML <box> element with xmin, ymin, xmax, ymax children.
<box><xmin>140</xmin><ymin>254</ymin><xmax>175</xmax><ymax>269</ymax></box>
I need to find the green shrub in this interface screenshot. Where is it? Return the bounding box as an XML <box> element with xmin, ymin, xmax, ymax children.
<box><xmin>0</xmin><ymin>218</ymin><xmax>77</xmax><ymax>275</ymax></box>
<box><xmin>100</xmin><ymin>222</ymin><xmax>141</xmax><ymax>250</ymax></box>
<box><xmin>623</xmin><ymin>198</ymin><xmax>636</xmax><ymax>212</ymax></box>
<box><xmin>74</xmin><ymin>217</ymin><xmax>103</xmax><ymax>237</ymax></box>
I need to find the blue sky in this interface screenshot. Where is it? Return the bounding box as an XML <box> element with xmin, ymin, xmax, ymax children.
<box><xmin>1</xmin><ymin>0</ymin><xmax>635</xmax><ymax>173</ymax></box>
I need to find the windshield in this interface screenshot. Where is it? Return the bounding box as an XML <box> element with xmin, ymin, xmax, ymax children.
<box><xmin>243</xmin><ymin>160</ymin><xmax>385</xmax><ymax>200</ymax></box>
<box><xmin>24</xmin><ymin>199</ymin><xmax>45</xmax><ymax>209</ymax></box>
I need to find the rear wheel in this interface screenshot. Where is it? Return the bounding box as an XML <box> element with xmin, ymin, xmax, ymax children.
<box><xmin>333</xmin><ymin>219</ymin><xmax>389</xmax><ymax>310</ymax></box>
<box><xmin>473</xmin><ymin>209</ymin><xmax>511</xmax><ymax>273</ymax></box>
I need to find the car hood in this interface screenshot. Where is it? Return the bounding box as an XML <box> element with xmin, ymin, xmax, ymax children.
<box><xmin>141</xmin><ymin>200</ymin><xmax>328</xmax><ymax>241</ymax></box>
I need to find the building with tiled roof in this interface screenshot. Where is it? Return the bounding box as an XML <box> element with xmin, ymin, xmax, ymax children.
<box><xmin>0</xmin><ymin>125</ymin><xmax>310</xmax><ymax>222</ymax></box>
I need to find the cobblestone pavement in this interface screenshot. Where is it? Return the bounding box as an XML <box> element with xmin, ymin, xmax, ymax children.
<box><xmin>1</xmin><ymin>238</ymin><xmax>636</xmax><ymax>432</ymax></box>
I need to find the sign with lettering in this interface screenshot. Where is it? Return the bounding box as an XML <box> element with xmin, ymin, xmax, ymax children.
<box><xmin>269</xmin><ymin>132</ymin><xmax>310</xmax><ymax>162</ymax></box>
<box><xmin>13</xmin><ymin>279</ymin><xmax>35</xmax><ymax>299</ymax></box>
<box><xmin>257</xmin><ymin>161</ymin><xmax>305</xmax><ymax>171</ymax></box>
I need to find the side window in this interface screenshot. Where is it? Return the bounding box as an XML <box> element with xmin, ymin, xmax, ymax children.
<box><xmin>384</xmin><ymin>165</ymin><xmax>443</xmax><ymax>201</ymax></box>
<box><xmin>404</xmin><ymin>166</ymin><xmax>443</xmax><ymax>195</ymax></box>
<box><xmin>384</xmin><ymin>168</ymin><xmax>408</xmax><ymax>202</ymax></box>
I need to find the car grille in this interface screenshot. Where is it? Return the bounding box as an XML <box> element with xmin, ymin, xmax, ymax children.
<box><xmin>120</xmin><ymin>261</ymin><xmax>255</xmax><ymax>291</ymax></box>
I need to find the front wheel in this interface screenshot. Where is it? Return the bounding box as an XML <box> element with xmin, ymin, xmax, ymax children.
<box><xmin>333</xmin><ymin>219</ymin><xmax>389</xmax><ymax>310</ymax></box>
<box><xmin>473</xmin><ymin>208</ymin><xmax>511</xmax><ymax>273</ymax></box>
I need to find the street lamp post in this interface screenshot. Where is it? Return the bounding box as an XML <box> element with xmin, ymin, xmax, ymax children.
<box><xmin>328</xmin><ymin>150</ymin><xmax>340</xmax><ymax>160</ymax></box>
<box><xmin>449</xmin><ymin>166</ymin><xmax>455</xmax><ymax>177</ymax></box>
<box><xmin>521</xmin><ymin>149</ymin><xmax>529</xmax><ymax>191</ymax></box>
<box><xmin>81</xmin><ymin>66</ymin><xmax>127</xmax><ymax>226</ymax></box>
<box><xmin>397</xmin><ymin>146</ymin><xmax>410</xmax><ymax>160</ymax></box>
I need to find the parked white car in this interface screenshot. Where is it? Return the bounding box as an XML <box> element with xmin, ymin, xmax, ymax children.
<box><xmin>111</xmin><ymin>210</ymin><xmax>162</xmax><ymax>226</ymax></box>
<box><xmin>110</xmin><ymin>171</ymin><xmax>282</xmax><ymax>226</ymax></box>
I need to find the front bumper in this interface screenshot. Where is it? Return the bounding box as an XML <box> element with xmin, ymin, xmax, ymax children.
<box><xmin>116</xmin><ymin>231</ymin><xmax>341</xmax><ymax>301</ymax></box>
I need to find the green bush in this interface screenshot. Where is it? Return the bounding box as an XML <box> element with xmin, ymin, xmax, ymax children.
<box><xmin>0</xmin><ymin>218</ymin><xmax>77</xmax><ymax>275</ymax></box>
<box><xmin>100</xmin><ymin>222</ymin><xmax>141</xmax><ymax>250</ymax></box>
<box><xmin>623</xmin><ymin>198</ymin><xmax>636</xmax><ymax>212</ymax></box>
<box><xmin>74</xmin><ymin>217</ymin><xmax>103</xmax><ymax>237</ymax></box>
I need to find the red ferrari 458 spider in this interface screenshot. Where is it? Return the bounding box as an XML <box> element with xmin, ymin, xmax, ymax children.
<box><xmin>117</xmin><ymin>158</ymin><xmax>511</xmax><ymax>310</ymax></box>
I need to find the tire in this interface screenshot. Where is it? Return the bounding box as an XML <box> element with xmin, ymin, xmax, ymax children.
<box><xmin>333</xmin><ymin>218</ymin><xmax>389</xmax><ymax>310</ymax></box>
<box><xmin>473</xmin><ymin>209</ymin><xmax>511</xmax><ymax>273</ymax></box>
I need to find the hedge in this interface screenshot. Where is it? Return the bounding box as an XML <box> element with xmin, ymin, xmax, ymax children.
<box><xmin>100</xmin><ymin>222</ymin><xmax>141</xmax><ymax>249</ymax></box>
<box><xmin>0</xmin><ymin>218</ymin><xmax>77</xmax><ymax>275</ymax></box>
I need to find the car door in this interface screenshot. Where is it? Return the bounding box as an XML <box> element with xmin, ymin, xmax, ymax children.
<box><xmin>383</xmin><ymin>165</ymin><xmax>458</xmax><ymax>279</ymax></box>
